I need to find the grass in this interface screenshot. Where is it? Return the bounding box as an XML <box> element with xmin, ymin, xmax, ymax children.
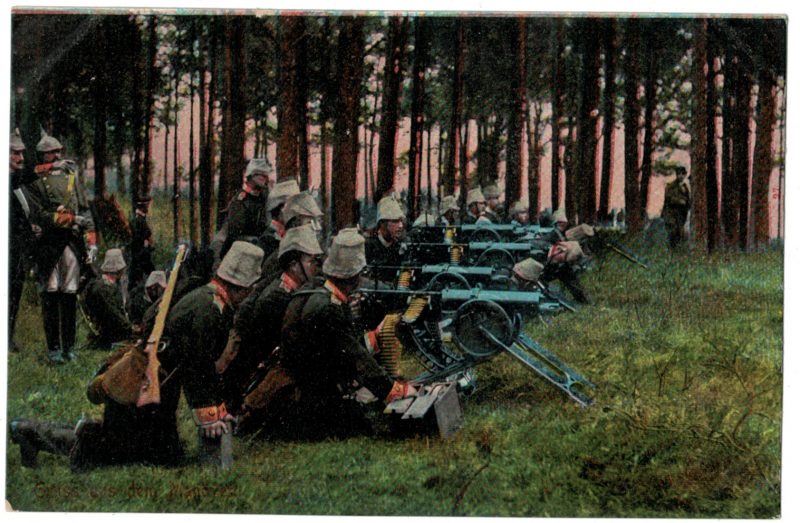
<box><xmin>5</xmin><ymin>205</ymin><xmax>783</xmax><ymax>516</ymax></box>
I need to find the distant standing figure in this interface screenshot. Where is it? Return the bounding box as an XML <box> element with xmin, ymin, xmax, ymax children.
<box><xmin>128</xmin><ymin>195</ymin><xmax>155</xmax><ymax>290</ymax></box>
<box><xmin>663</xmin><ymin>166</ymin><xmax>691</xmax><ymax>248</ymax></box>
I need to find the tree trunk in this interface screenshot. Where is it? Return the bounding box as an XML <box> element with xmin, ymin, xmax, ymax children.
<box><xmin>407</xmin><ymin>16</ymin><xmax>428</xmax><ymax>218</ymax></box>
<box><xmin>91</xmin><ymin>18</ymin><xmax>108</xmax><ymax>198</ymax></box>
<box><xmin>376</xmin><ymin>16</ymin><xmax>409</xmax><ymax>199</ymax></box>
<box><xmin>751</xmin><ymin>74</ymin><xmax>777</xmax><ymax>248</ymax></box>
<box><xmin>296</xmin><ymin>17</ymin><xmax>310</xmax><ymax>190</ymax></box>
<box><xmin>690</xmin><ymin>18</ymin><xmax>709</xmax><ymax>249</ymax></box>
<box><xmin>200</xmin><ymin>24</ymin><xmax>218</xmax><ymax>246</ymax></box>
<box><xmin>575</xmin><ymin>19</ymin><xmax>602</xmax><ymax>223</ymax></box>
<box><xmin>527</xmin><ymin>100</ymin><xmax>543</xmax><ymax>216</ymax></box>
<box><xmin>444</xmin><ymin>19</ymin><xmax>465</xmax><ymax>197</ymax></box>
<box><xmin>189</xmin><ymin>56</ymin><xmax>197</xmax><ymax>244</ymax></box>
<box><xmin>639</xmin><ymin>30</ymin><xmax>658</xmax><ymax>216</ymax></box>
<box><xmin>550</xmin><ymin>19</ymin><xmax>565</xmax><ymax>212</ymax></box>
<box><xmin>706</xmin><ymin>23</ymin><xmax>720</xmax><ymax>252</ymax></box>
<box><xmin>623</xmin><ymin>19</ymin><xmax>643</xmax><ymax>234</ymax></box>
<box><xmin>163</xmin><ymin>121</ymin><xmax>169</xmax><ymax>193</ymax></box>
<box><xmin>218</xmin><ymin>16</ymin><xmax>247</xmax><ymax>226</ymax></box>
<box><xmin>277</xmin><ymin>16</ymin><xmax>301</xmax><ymax>184</ymax></box>
<box><xmin>505</xmin><ymin>17</ymin><xmax>527</xmax><ymax>205</ymax></box>
<box><xmin>564</xmin><ymin>117</ymin><xmax>578</xmax><ymax>221</ymax></box>
<box><xmin>721</xmin><ymin>37</ymin><xmax>737</xmax><ymax>248</ymax></box>
<box><xmin>172</xmin><ymin>67</ymin><xmax>181</xmax><ymax>245</ymax></box>
<box><xmin>459</xmin><ymin>120</ymin><xmax>470</xmax><ymax>205</ymax></box>
<box><xmin>143</xmin><ymin>16</ymin><xmax>158</xmax><ymax>198</ymax></box>
<box><xmin>332</xmin><ymin>17</ymin><xmax>365</xmax><ymax>231</ymax></box>
<box><xmin>427</xmin><ymin>126</ymin><xmax>433</xmax><ymax>209</ymax></box>
<box><xmin>598</xmin><ymin>19</ymin><xmax>616</xmax><ymax>221</ymax></box>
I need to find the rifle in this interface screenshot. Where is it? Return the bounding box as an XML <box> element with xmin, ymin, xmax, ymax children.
<box><xmin>136</xmin><ymin>244</ymin><xmax>188</xmax><ymax>407</ymax></box>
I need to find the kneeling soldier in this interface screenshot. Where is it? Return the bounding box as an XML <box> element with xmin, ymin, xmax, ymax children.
<box><xmin>270</xmin><ymin>229</ymin><xmax>416</xmax><ymax>439</ymax></box>
<box><xmin>82</xmin><ymin>248</ymin><xmax>136</xmax><ymax>349</ymax></box>
<box><xmin>9</xmin><ymin>241</ymin><xmax>264</xmax><ymax>470</ymax></box>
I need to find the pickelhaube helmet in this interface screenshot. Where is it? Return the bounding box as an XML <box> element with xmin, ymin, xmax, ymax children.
<box><xmin>441</xmin><ymin>195</ymin><xmax>460</xmax><ymax>213</ymax></box>
<box><xmin>565</xmin><ymin>223</ymin><xmax>595</xmax><ymax>242</ymax></box>
<box><xmin>37</xmin><ymin>129</ymin><xmax>63</xmax><ymax>153</ymax></box>
<box><xmin>245</xmin><ymin>158</ymin><xmax>271</xmax><ymax>179</ymax></box>
<box><xmin>377</xmin><ymin>196</ymin><xmax>406</xmax><ymax>222</ymax></box>
<box><xmin>100</xmin><ymin>248</ymin><xmax>127</xmax><ymax>273</ymax></box>
<box><xmin>267</xmin><ymin>179</ymin><xmax>300</xmax><ymax>211</ymax></box>
<box><xmin>282</xmin><ymin>192</ymin><xmax>323</xmax><ymax>225</ymax></box>
<box><xmin>144</xmin><ymin>270</ymin><xmax>167</xmax><ymax>289</ymax></box>
<box><xmin>322</xmin><ymin>228</ymin><xmax>366</xmax><ymax>279</ymax></box>
<box><xmin>10</xmin><ymin>128</ymin><xmax>25</xmax><ymax>151</ymax></box>
<box><xmin>466</xmin><ymin>188</ymin><xmax>486</xmax><ymax>207</ymax></box>
<box><xmin>278</xmin><ymin>224</ymin><xmax>324</xmax><ymax>260</ymax></box>
<box><xmin>483</xmin><ymin>184</ymin><xmax>501</xmax><ymax>199</ymax></box>
<box><xmin>513</xmin><ymin>258</ymin><xmax>544</xmax><ymax>282</ymax></box>
<box><xmin>216</xmin><ymin>240</ymin><xmax>264</xmax><ymax>287</ymax></box>
<box><xmin>412</xmin><ymin>212</ymin><xmax>437</xmax><ymax>228</ymax></box>
<box><xmin>552</xmin><ymin>208</ymin><xmax>568</xmax><ymax>224</ymax></box>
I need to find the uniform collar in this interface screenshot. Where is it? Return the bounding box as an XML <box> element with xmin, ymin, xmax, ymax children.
<box><xmin>271</xmin><ymin>219</ymin><xmax>286</xmax><ymax>239</ymax></box>
<box><xmin>378</xmin><ymin>231</ymin><xmax>394</xmax><ymax>248</ymax></box>
<box><xmin>209</xmin><ymin>278</ymin><xmax>234</xmax><ymax>312</ymax></box>
<box><xmin>280</xmin><ymin>272</ymin><xmax>302</xmax><ymax>292</ymax></box>
<box><xmin>243</xmin><ymin>182</ymin><xmax>262</xmax><ymax>196</ymax></box>
<box><xmin>324</xmin><ymin>279</ymin><xmax>350</xmax><ymax>304</ymax></box>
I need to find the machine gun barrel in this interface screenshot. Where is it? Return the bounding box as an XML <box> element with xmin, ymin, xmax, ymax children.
<box><xmin>604</xmin><ymin>239</ymin><xmax>649</xmax><ymax>269</ymax></box>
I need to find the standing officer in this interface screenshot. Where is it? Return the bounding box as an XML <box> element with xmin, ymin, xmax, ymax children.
<box><xmin>27</xmin><ymin>130</ymin><xmax>97</xmax><ymax>364</ymax></box>
<box><xmin>663</xmin><ymin>165</ymin><xmax>691</xmax><ymax>248</ymax></box>
<box><xmin>128</xmin><ymin>195</ymin><xmax>155</xmax><ymax>291</ymax></box>
<box><xmin>9</xmin><ymin>129</ymin><xmax>37</xmax><ymax>353</ymax></box>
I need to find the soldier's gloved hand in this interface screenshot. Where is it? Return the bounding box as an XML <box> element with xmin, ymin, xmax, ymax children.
<box><xmin>200</xmin><ymin>413</ymin><xmax>235</xmax><ymax>439</ymax></box>
<box><xmin>86</xmin><ymin>245</ymin><xmax>99</xmax><ymax>264</ymax></box>
<box><xmin>385</xmin><ymin>380</ymin><xmax>418</xmax><ymax>403</ymax></box>
<box><xmin>54</xmin><ymin>205</ymin><xmax>75</xmax><ymax>227</ymax></box>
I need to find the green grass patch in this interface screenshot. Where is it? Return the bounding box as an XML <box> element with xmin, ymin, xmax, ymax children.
<box><xmin>6</xmin><ymin>212</ymin><xmax>783</xmax><ymax>516</ymax></box>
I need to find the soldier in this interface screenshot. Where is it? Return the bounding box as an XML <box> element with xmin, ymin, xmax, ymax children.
<box><xmin>507</xmin><ymin>200</ymin><xmax>530</xmax><ymax>225</ymax></box>
<box><xmin>511</xmin><ymin>258</ymin><xmax>544</xmax><ymax>291</ymax></box>
<box><xmin>269</xmin><ymin>229</ymin><xmax>416</xmax><ymax>439</ymax></box>
<box><xmin>9</xmin><ymin>129</ymin><xmax>38</xmax><ymax>353</ymax></box>
<box><xmin>439</xmin><ymin>195</ymin><xmax>460</xmax><ymax>226</ymax></box>
<box><xmin>541</xmin><ymin>240</ymin><xmax>590</xmax><ymax>304</ymax></box>
<box><xmin>211</xmin><ymin>158</ymin><xmax>272</xmax><ymax>263</ymax></box>
<box><xmin>82</xmin><ymin>248</ymin><xmax>136</xmax><ymax>350</ymax></box>
<box><xmin>260</xmin><ymin>191</ymin><xmax>324</xmax><ymax>284</ymax></box>
<box><xmin>128</xmin><ymin>270</ymin><xmax>166</xmax><ymax>329</ymax></box>
<box><xmin>365</xmin><ymin>196</ymin><xmax>406</xmax><ymax>283</ymax></box>
<box><xmin>226</xmin><ymin>225</ymin><xmax>324</xmax><ymax>431</ymax></box>
<box><xmin>128</xmin><ymin>195</ymin><xmax>155</xmax><ymax>290</ymax></box>
<box><xmin>464</xmin><ymin>188</ymin><xmax>492</xmax><ymax>225</ymax></box>
<box><xmin>258</xmin><ymin>178</ymin><xmax>301</xmax><ymax>259</ymax></box>
<box><xmin>8</xmin><ymin>241</ymin><xmax>264</xmax><ymax>470</ymax></box>
<box><xmin>482</xmin><ymin>183</ymin><xmax>504</xmax><ymax>222</ymax></box>
<box><xmin>27</xmin><ymin>130</ymin><xmax>97</xmax><ymax>364</ymax></box>
<box><xmin>663</xmin><ymin>165</ymin><xmax>691</xmax><ymax>248</ymax></box>
<box><xmin>412</xmin><ymin>212</ymin><xmax>438</xmax><ymax>228</ymax></box>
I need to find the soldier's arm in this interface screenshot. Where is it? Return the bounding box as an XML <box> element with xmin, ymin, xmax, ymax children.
<box><xmin>181</xmin><ymin>308</ymin><xmax>228</xmax><ymax>411</ymax></box>
<box><xmin>316</xmin><ymin>303</ymin><xmax>395</xmax><ymax>401</ymax></box>
<box><xmin>102</xmin><ymin>285</ymin><xmax>133</xmax><ymax>337</ymax></box>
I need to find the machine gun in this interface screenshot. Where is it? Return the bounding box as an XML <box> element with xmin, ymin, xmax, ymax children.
<box><xmin>409</xmin><ymin>223</ymin><xmax>555</xmax><ymax>244</ymax></box>
<box><xmin>585</xmin><ymin>227</ymin><xmax>649</xmax><ymax>269</ymax></box>
<box><xmin>398</xmin><ymin>240</ymin><xmax>549</xmax><ymax>269</ymax></box>
<box><xmin>356</xmin><ymin>286</ymin><xmax>594</xmax><ymax>407</ymax></box>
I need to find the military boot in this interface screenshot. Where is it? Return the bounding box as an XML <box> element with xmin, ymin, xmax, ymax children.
<box><xmin>42</xmin><ymin>293</ymin><xmax>64</xmax><ymax>364</ymax></box>
<box><xmin>9</xmin><ymin>418</ymin><xmax>77</xmax><ymax>468</ymax></box>
<box><xmin>60</xmin><ymin>293</ymin><xmax>78</xmax><ymax>361</ymax></box>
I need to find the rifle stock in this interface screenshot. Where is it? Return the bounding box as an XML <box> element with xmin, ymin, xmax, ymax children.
<box><xmin>136</xmin><ymin>244</ymin><xmax>187</xmax><ymax>407</ymax></box>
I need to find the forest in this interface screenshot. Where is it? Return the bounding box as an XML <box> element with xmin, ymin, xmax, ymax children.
<box><xmin>11</xmin><ymin>12</ymin><xmax>786</xmax><ymax>247</ymax></box>
<box><xmin>6</xmin><ymin>11</ymin><xmax>786</xmax><ymax>517</ymax></box>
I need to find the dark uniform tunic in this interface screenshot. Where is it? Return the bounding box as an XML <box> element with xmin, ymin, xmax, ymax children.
<box><xmin>10</xmin><ymin>167</ymin><xmax>37</xmax><ymax>345</ymax></box>
<box><xmin>27</xmin><ymin>159</ymin><xmax>94</xmax><ymax>286</ymax></box>
<box><xmin>271</xmin><ymin>280</ymin><xmax>395</xmax><ymax>438</ymax></box>
<box><xmin>365</xmin><ymin>233</ymin><xmax>403</xmax><ymax>284</ymax></box>
<box><xmin>82</xmin><ymin>276</ymin><xmax>133</xmax><ymax>347</ymax></box>
<box><xmin>663</xmin><ymin>178</ymin><xmax>691</xmax><ymax>248</ymax></box>
<box><xmin>127</xmin><ymin>281</ymin><xmax>152</xmax><ymax>327</ymax></box>
<box><xmin>129</xmin><ymin>210</ymin><xmax>155</xmax><ymax>290</ymax></box>
<box><xmin>220</xmin><ymin>188</ymin><xmax>269</xmax><ymax>258</ymax></box>
<box><xmin>73</xmin><ymin>280</ymin><xmax>237</xmax><ymax>469</ymax></box>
